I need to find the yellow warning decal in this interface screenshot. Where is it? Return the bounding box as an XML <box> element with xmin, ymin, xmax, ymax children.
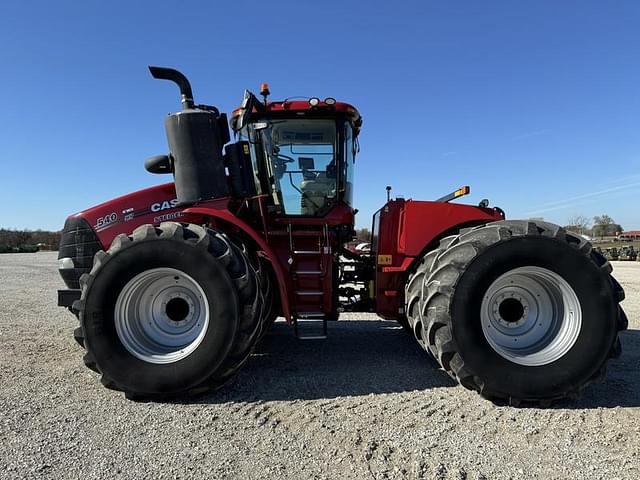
<box><xmin>243</xmin><ymin>144</ymin><xmax>250</xmax><ymax>154</ymax></box>
<box><xmin>378</xmin><ymin>254</ymin><xmax>392</xmax><ymax>265</ymax></box>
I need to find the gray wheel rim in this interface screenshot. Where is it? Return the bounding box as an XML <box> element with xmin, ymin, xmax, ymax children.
<box><xmin>480</xmin><ymin>266</ymin><xmax>582</xmax><ymax>366</ymax></box>
<box><xmin>115</xmin><ymin>268</ymin><xmax>209</xmax><ymax>364</ymax></box>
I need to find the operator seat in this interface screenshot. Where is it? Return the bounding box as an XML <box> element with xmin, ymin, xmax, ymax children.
<box><xmin>300</xmin><ymin>172</ymin><xmax>334</xmax><ymax>216</ymax></box>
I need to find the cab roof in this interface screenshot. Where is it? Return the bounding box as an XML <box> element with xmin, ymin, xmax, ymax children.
<box><xmin>263</xmin><ymin>99</ymin><xmax>360</xmax><ymax>117</ymax></box>
<box><xmin>230</xmin><ymin>98</ymin><xmax>362</xmax><ymax>132</ymax></box>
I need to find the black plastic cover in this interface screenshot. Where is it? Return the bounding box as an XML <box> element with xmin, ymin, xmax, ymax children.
<box><xmin>165</xmin><ymin>109</ymin><xmax>228</xmax><ymax>205</ymax></box>
<box><xmin>225</xmin><ymin>141</ymin><xmax>257</xmax><ymax>198</ymax></box>
<box><xmin>58</xmin><ymin>216</ymin><xmax>102</xmax><ymax>289</ymax></box>
<box><xmin>144</xmin><ymin>154</ymin><xmax>172</xmax><ymax>174</ymax></box>
<box><xmin>58</xmin><ymin>289</ymin><xmax>81</xmax><ymax>308</ymax></box>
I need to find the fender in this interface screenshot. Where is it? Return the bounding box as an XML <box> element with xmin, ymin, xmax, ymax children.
<box><xmin>374</xmin><ymin>198</ymin><xmax>504</xmax><ymax>319</ymax></box>
<box><xmin>376</xmin><ymin>198</ymin><xmax>504</xmax><ymax>271</ymax></box>
<box><xmin>397</xmin><ymin>200</ymin><xmax>504</xmax><ymax>258</ymax></box>
<box><xmin>67</xmin><ymin>183</ymin><xmax>291</xmax><ymax>321</ymax></box>
<box><xmin>183</xmin><ymin>204</ymin><xmax>292</xmax><ymax>322</ymax></box>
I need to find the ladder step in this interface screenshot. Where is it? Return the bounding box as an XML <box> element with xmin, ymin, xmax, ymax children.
<box><xmin>297</xmin><ymin>311</ymin><xmax>325</xmax><ymax>318</ymax></box>
<box><xmin>295</xmin><ymin>270</ymin><xmax>322</xmax><ymax>275</ymax></box>
<box><xmin>294</xmin><ymin>317</ymin><xmax>327</xmax><ymax>340</ymax></box>
<box><xmin>295</xmin><ymin>290</ymin><xmax>323</xmax><ymax>296</ymax></box>
<box><xmin>293</xmin><ymin>250</ymin><xmax>322</xmax><ymax>255</ymax></box>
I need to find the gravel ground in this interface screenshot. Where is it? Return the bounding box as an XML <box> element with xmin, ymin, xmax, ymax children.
<box><xmin>1</xmin><ymin>252</ymin><xmax>638</xmax><ymax>480</ymax></box>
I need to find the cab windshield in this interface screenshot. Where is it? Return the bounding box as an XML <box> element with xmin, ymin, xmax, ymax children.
<box><xmin>259</xmin><ymin>119</ymin><xmax>338</xmax><ymax>216</ymax></box>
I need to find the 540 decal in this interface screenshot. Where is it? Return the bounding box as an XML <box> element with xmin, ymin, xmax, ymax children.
<box><xmin>95</xmin><ymin>212</ymin><xmax>118</xmax><ymax>230</ymax></box>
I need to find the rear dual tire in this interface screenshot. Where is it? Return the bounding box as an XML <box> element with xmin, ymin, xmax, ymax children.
<box><xmin>75</xmin><ymin>222</ymin><xmax>263</xmax><ymax>399</ymax></box>
<box><xmin>405</xmin><ymin>220</ymin><xmax>627</xmax><ymax>405</ymax></box>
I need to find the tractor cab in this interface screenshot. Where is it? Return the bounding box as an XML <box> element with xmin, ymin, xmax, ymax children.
<box><xmin>230</xmin><ymin>89</ymin><xmax>362</xmax><ymax>218</ymax></box>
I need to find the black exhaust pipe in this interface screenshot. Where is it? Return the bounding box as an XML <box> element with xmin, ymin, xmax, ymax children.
<box><xmin>148</xmin><ymin>66</ymin><xmax>194</xmax><ymax>110</ymax></box>
<box><xmin>149</xmin><ymin>66</ymin><xmax>228</xmax><ymax>205</ymax></box>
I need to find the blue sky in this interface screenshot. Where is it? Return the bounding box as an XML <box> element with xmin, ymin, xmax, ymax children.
<box><xmin>0</xmin><ymin>1</ymin><xmax>638</xmax><ymax>231</ymax></box>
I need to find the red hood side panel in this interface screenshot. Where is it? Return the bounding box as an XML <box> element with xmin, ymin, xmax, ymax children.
<box><xmin>399</xmin><ymin>200</ymin><xmax>504</xmax><ymax>256</ymax></box>
<box><xmin>70</xmin><ymin>182</ymin><xmax>226</xmax><ymax>249</ymax></box>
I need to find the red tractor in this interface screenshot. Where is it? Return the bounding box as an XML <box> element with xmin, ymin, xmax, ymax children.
<box><xmin>58</xmin><ymin>67</ymin><xmax>627</xmax><ymax>405</ymax></box>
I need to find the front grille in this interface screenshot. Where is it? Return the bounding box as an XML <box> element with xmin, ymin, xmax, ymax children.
<box><xmin>58</xmin><ymin>216</ymin><xmax>102</xmax><ymax>289</ymax></box>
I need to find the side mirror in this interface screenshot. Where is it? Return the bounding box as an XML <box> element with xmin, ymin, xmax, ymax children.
<box><xmin>145</xmin><ymin>154</ymin><xmax>173</xmax><ymax>174</ymax></box>
<box><xmin>326</xmin><ymin>163</ymin><xmax>337</xmax><ymax>179</ymax></box>
<box><xmin>239</xmin><ymin>92</ymin><xmax>252</xmax><ymax>130</ymax></box>
<box><xmin>237</xmin><ymin>90</ymin><xmax>267</xmax><ymax>130</ymax></box>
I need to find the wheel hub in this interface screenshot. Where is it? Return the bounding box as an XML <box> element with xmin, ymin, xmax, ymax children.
<box><xmin>115</xmin><ymin>268</ymin><xmax>209</xmax><ymax>364</ymax></box>
<box><xmin>165</xmin><ymin>296</ymin><xmax>192</xmax><ymax>322</ymax></box>
<box><xmin>480</xmin><ymin>266</ymin><xmax>582</xmax><ymax>366</ymax></box>
<box><xmin>498</xmin><ymin>297</ymin><xmax>525</xmax><ymax>324</ymax></box>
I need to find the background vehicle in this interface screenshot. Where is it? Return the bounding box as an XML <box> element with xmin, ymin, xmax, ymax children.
<box><xmin>57</xmin><ymin>67</ymin><xmax>627</xmax><ymax>405</ymax></box>
<box><xmin>618</xmin><ymin>246</ymin><xmax>637</xmax><ymax>261</ymax></box>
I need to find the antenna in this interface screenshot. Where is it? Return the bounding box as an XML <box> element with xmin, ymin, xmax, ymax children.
<box><xmin>386</xmin><ymin>186</ymin><xmax>392</xmax><ymax>202</ymax></box>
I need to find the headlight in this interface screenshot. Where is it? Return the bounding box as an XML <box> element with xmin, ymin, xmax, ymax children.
<box><xmin>58</xmin><ymin>257</ymin><xmax>75</xmax><ymax>270</ymax></box>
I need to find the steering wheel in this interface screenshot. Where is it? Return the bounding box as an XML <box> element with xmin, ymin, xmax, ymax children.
<box><xmin>275</xmin><ymin>153</ymin><xmax>295</xmax><ymax>163</ymax></box>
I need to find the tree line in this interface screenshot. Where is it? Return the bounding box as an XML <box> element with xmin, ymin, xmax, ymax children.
<box><xmin>354</xmin><ymin>227</ymin><xmax>371</xmax><ymax>242</ymax></box>
<box><xmin>564</xmin><ymin>214</ymin><xmax>623</xmax><ymax>238</ymax></box>
<box><xmin>0</xmin><ymin>229</ymin><xmax>62</xmax><ymax>252</ymax></box>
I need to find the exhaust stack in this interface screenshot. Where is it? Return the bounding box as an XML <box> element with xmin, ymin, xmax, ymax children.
<box><xmin>149</xmin><ymin>66</ymin><xmax>229</xmax><ymax>206</ymax></box>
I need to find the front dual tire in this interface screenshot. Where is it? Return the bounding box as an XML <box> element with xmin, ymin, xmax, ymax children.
<box><xmin>75</xmin><ymin>222</ymin><xmax>263</xmax><ymax>399</ymax></box>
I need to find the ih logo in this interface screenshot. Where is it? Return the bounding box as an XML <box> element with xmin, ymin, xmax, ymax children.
<box><xmin>151</xmin><ymin>199</ymin><xmax>178</xmax><ymax>212</ymax></box>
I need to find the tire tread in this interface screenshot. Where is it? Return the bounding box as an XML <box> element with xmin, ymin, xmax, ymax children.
<box><xmin>405</xmin><ymin>220</ymin><xmax>627</xmax><ymax>406</ymax></box>
<box><xmin>75</xmin><ymin>222</ymin><xmax>263</xmax><ymax>399</ymax></box>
